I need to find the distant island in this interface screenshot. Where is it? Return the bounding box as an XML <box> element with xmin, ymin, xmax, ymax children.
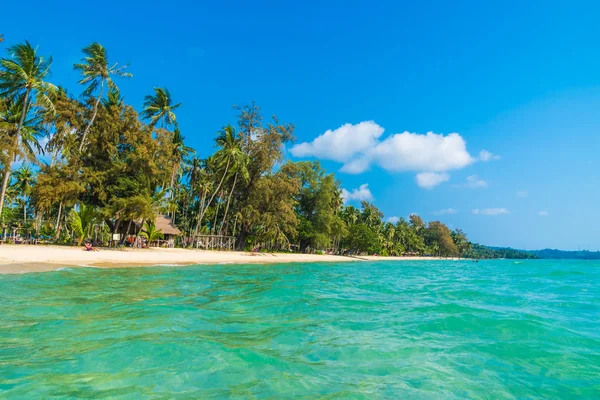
<box><xmin>467</xmin><ymin>245</ymin><xmax>600</xmax><ymax>260</ymax></box>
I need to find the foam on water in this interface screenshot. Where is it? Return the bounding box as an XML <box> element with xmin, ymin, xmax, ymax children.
<box><xmin>1</xmin><ymin>259</ymin><xmax>599</xmax><ymax>398</ymax></box>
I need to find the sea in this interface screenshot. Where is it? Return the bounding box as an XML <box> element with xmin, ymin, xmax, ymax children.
<box><xmin>0</xmin><ymin>260</ymin><xmax>598</xmax><ymax>399</ymax></box>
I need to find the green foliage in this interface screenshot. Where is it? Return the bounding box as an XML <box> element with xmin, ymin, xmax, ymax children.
<box><xmin>282</xmin><ymin>161</ymin><xmax>339</xmax><ymax>252</ymax></box>
<box><xmin>346</xmin><ymin>223</ymin><xmax>381</xmax><ymax>254</ymax></box>
<box><xmin>68</xmin><ymin>203</ymin><xmax>97</xmax><ymax>245</ymax></box>
<box><xmin>465</xmin><ymin>244</ymin><xmax>537</xmax><ymax>259</ymax></box>
<box><xmin>140</xmin><ymin>220</ymin><xmax>163</xmax><ymax>243</ymax></box>
<box><xmin>141</xmin><ymin>87</ymin><xmax>181</xmax><ymax>128</ymax></box>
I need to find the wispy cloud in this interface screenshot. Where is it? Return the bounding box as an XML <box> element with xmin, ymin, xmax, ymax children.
<box><xmin>454</xmin><ymin>175</ymin><xmax>487</xmax><ymax>189</ymax></box>
<box><xmin>340</xmin><ymin>184</ymin><xmax>374</xmax><ymax>203</ymax></box>
<box><xmin>431</xmin><ymin>208</ymin><xmax>458</xmax><ymax>215</ymax></box>
<box><xmin>479</xmin><ymin>150</ymin><xmax>501</xmax><ymax>162</ymax></box>
<box><xmin>472</xmin><ymin>208</ymin><xmax>509</xmax><ymax>216</ymax></box>
<box><xmin>386</xmin><ymin>216</ymin><xmax>400</xmax><ymax>224</ymax></box>
<box><xmin>416</xmin><ymin>172</ymin><xmax>450</xmax><ymax>189</ymax></box>
<box><xmin>517</xmin><ymin>190</ymin><xmax>528</xmax><ymax>198</ymax></box>
<box><xmin>538</xmin><ymin>211</ymin><xmax>548</xmax><ymax>216</ymax></box>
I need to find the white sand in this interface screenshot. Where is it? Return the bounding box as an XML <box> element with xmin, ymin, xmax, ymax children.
<box><xmin>0</xmin><ymin>245</ymin><xmax>449</xmax><ymax>274</ymax></box>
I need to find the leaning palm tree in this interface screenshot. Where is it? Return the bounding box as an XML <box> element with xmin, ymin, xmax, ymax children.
<box><xmin>74</xmin><ymin>42</ymin><xmax>132</xmax><ymax>152</ymax></box>
<box><xmin>0</xmin><ymin>42</ymin><xmax>54</xmax><ymax>219</ymax></box>
<box><xmin>194</xmin><ymin>125</ymin><xmax>240</xmax><ymax>232</ymax></box>
<box><xmin>141</xmin><ymin>87</ymin><xmax>181</xmax><ymax>129</ymax></box>
<box><xmin>218</xmin><ymin>133</ymin><xmax>249</xmax><ymax>235</ymax></box>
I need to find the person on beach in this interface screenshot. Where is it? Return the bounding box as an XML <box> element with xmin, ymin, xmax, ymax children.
<box><xmin>84</xmin><ymin>242</ymin><xmax>99</xmax><ymax>252</ymax></box>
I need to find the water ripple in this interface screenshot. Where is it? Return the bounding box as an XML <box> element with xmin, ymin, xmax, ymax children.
<box><xmin>1</xmin><ymin>260</ymin><xmax>599</xmax><ymax>398</ymax></box>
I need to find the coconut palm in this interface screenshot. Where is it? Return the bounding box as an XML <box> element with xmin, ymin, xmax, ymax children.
<box><xmin>69</xmin><ymin>203</ymin><xmax>97</xmax><ymax>245</ymax></box>
<box><xmin>168</xmin><ymin>128</ymin><xmax>195</xmax><ymax>197</ymax></box>
<box><xmin>0</xmin><ymin>42</ymin><xmax>54</xmax><ymax>220</ymax></box>
<box><xmin>101</xmin><ymin>87</ymin><xmax>124</xmax><ymax>109</ymax></box>
<box><xmin>217</xmin><ymin>131</ymin><xmax>249</xmax><ymax>235</ymax></box>
<box><xmin>74</xmin><ymin>42</ymin><xmax>132</xmax><ymax>152</ymax></box>
<box><xmin>193</xmin><ymin>125</ymin><xmax>240</xmax><ymax>232</ymax></box>
<box><xmin>341</xmin><ymin>205</ymin><xmax>360</xmax><ymax>226</ymax></box>
<box><xmin>141</xmin><ymin>87</ymin><xmax>181</xmax><ymax>128</ymax></box>
<box><xmin>12</xmin><ymin>165</ymin><xmax>34</xmax><ymax>223</ymax></box>
<box><xmin>140</xmin><ymin>220</ymin><xmax>163</xmax><ymax>246</ymax></box>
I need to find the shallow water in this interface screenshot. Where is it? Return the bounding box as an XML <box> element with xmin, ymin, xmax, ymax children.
<box><xmin>1</xmin><ymin>260</ymin><xmax>599</xmax><ymax>399</ymax></box>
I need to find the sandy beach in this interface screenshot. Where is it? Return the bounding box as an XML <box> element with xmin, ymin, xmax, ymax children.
<box><xmin>0</xmin><ymin>245</ymin><xmax>452</xmax><ymax>274</ymax></box>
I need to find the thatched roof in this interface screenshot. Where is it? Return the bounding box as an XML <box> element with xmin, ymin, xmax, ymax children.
<box><xmin>154</xmin><ymin>215</ymin><xmax>181</xmax><ymax>236</ymax></box>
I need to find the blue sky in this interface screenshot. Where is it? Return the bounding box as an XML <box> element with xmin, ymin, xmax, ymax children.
<box><xmin>2</xmin><ymin>0</ymin><xmax>599</xmax><ymax>250</ymax></box>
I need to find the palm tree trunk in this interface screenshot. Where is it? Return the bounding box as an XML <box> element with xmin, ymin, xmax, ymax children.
<box><xmin>0</xmin><ymin>169</ymin><xmax>11</xmax><ymax>224</ymax></box>
<box><xmin>134</xmin><ymin>219</ymin><xmax>144</xmax><ymax>248</ymax></box>
<box><xmin>212</xmin><ymin>198</ymin><xmax>221</xmax><ymax>235</ymax></box>
<box><xmin>54</xmin><ymin>201</ymin><xmax>63</xmax><ymax>240</ymax></box>
<box><xmin>193</xmin><ymin>191</ymin><xmax>207</xmax><ymax>239</ymax></box>
<box><xmin>0</xmin><ymin>89</ymin><xmax>31</xmax><ymax>220</ymax></box>
<box><xmin>219</xmin><ymin>172</ymin><xmax>238</xmax><ymax>236</ymax></box>
<box><xmin>23</xmin><ymin>202</ymin><xmax>27</xmax><ymax>224</ymax></box>
<box><xmin>79</xmin><ymin>80</ymin><xmax>104</xmax><ymax>152</ymax></box>
<box><xmin>121</xmin><ymin>219</ymin><xmax>133</xmax><ymax>245</ymax></box>
<box><xmin>198</xmin><ymin>157</ymin><xmax>230</xmax><ymax>228</ymax></box>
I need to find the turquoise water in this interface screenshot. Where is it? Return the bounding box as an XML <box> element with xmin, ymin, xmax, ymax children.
<box><xmin>0</xmin><ymin>260</ymin><xmax>599</xmax><ymax>399</ymax></box>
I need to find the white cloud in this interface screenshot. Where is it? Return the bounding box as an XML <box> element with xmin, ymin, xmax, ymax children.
<box><xmin>455</xmin><ymin>175</ymin><xmax>488</xmax><ymax>188</ymax></box>
<box><xmin>340</xmin><ymin>184</ymin><xmax>374</xmax><ymax>203</ymax></box>
<box><xmin>431</xmin><ymin>208</ymin><xmax>458</xmax><ymax>215</ymax></box>
<box><xmin>479</xmin><ymin>150</ymin><xmax>500</xmax><ymax>162</ymax></box>
<box><xmin>517</xmin><ymin>190</ymin><xmax>528</xmax><ymax>198</ymax></box>
<box><xmin>290</xmin><ymin>121</ymin><xmax>384</xmax><ymax>162</ymax></box>
<box><xmin>339</xmin><ymin>156</ymin><xmax>372</xmax><ymax>174</ymax></box>
<box><xmin>386</xmin><ymin>216</ymin><xmax>400</xmax><ymax>224</ymax></box>
<box><xmin>538</xmin><ymin>211</ymin><xmax>548</xmax><ymax>216</ymax></box>
<box><xmin>472</xmin><ymin>208</ymin><xmax>510</xmax><ymax>216</ymax></box>
<box><xmin>416</xmin><ymin>172</ymin><xmax>450</xmax><ymax>189</ymax></box>
<box><xmin>291</xmin><ymin>121</ymin><xmax>499</xmax><ymax>189</ymax></box>
<box><xmin>343</xmin><ymin>131</ymin><xmax>475</xmax><ymax>175</ymax></box>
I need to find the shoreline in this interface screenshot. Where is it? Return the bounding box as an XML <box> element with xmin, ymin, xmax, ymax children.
<box><xmin>0</xmin><ymin>245</ymin><xmax>458</xmax><ymax>274</ymax></box>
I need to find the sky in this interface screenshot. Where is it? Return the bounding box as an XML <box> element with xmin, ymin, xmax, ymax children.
<box><xmin>2</xmin><ymin>0</ymin><xmax>599</xmax><ymax>250</ymax></box>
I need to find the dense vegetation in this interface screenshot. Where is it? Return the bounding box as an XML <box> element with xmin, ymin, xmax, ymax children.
<box><xmin>0</xmin><ymin>39</ymin><xmax>499</xmax><ymax>257</ymax></box>
<box><xmin>466</xmin><ymin>244</ymin><xmax>538</xmax><ymax>260</ymax></box>
<box><xmin>528</xmin><ymin>249</ymin><xmax>600</xmax><ymax>260</ymax></box>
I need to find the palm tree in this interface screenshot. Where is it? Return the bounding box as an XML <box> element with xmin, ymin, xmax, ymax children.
<box><xmin>141</xmin><ymin>87</ymin><xmax>181</xmax><ymax>128</ymax></box>
<box><xmin>140</xmin><ymin>220</ymin><xmax>163</xmax><ymax>247</ymax></box>
<box><xmin>168</xmin><ymin>128</ymin><xmax>195</xmax><ymax>198</ymax></box>
<box><xmin>194</xmin><ymin>125</ymin><xmax>239</xmax><ymax>233</ymax></box>
<box><xmin>0</xmin><ymin>42</ymin><xmax>54</xmax><ymax>220</ymax></box>
<box><xmin>217</xmin><ymin>130</ymin><xmax>249</xmax><ymax>235</ymax></box>
<box><xmin>12</xmin><ymin>165</ymin><xmax>34</xmax><ymax>223</ymax></box>
<box><xmin>69</xmin><ymin>203</ymin><xmax>97</xmax><ymax>245</ymax></box>
<box><xmin>74</xmin><ymin>42</ymin><xmax>132</xmax><ymax>152</ymax></box>
<box><xmin>102</xmin><ymin>87</ymin><xmax>124</xmax><ymax>109</ymax></box>
<box><xmin>341</xmin><ymin>205</ymin><xmax>360</xmax><ymax>226</ymax></box>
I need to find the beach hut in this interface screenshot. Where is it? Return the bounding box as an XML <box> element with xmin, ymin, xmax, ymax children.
<box><xmin>153</xmin><ymin>215</ymin><xmax>181</xmax><ymax>247</ymax></box>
